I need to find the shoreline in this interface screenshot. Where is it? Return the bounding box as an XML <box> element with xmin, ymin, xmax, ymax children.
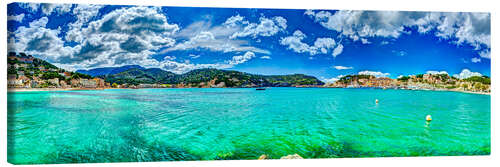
<box><xmin>7</xmin><ymin>87</ymin><xmax>490</xmax><ymax>95</ymax></box>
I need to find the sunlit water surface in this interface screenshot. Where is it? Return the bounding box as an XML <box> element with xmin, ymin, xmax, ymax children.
<box><xmin>7</xmin><ymin>88</ymin><xmax>490</xmax><ymax>164</ymax></box>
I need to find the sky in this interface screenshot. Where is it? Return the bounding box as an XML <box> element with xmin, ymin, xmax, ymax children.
<box><xmin>7</xmin><ymin>3</ymin><xmax>491</xmax><ymax>82</ymax></box>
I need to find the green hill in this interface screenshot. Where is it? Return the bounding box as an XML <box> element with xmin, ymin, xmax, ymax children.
<box><xmin>102</xmin><ymin>68</ymin><xmax>324</xmax><ymax>87</ymax></box>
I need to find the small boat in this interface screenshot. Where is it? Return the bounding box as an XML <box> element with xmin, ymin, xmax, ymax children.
<box><xmin>256</xmin><ymin>88</ymin><xmax>266</xmax><ymax>90</ymax></box>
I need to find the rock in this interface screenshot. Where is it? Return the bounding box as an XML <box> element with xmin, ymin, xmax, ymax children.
<box><xmin>280</xmin><ymin>153</ymin><xmax>303</xmax><ymax>159</ymax></box>
<box><xmin>258</xmin><ymin>154</ymin><xmax>268</xmax><ymax>160</ymax></box>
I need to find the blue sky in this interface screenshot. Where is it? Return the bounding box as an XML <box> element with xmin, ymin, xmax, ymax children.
<box><xmin>7</xmin><ymin>3</ymin><xmax>491</xmax><ymax>82</ymax></box>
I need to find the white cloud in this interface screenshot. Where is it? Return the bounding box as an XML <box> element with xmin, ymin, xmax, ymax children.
<box><xmin>471</xmin><ymin>57</ymin><xmax>481</xmax><ymax>63</ymax></box>
<box><xmin>18</xmin><ymin>3</ymin><xmax>40</xmax><ymax>12</ymax></box>
<box><xmin>380</xmin><ymin>41</ymin><xmax>390</xmax><ymax>45</ymax></box>
<box><xmin>392</xmin><ymin>50</ymin><xmax>407</xmax><ymax>56</ymax></box>
<box><xmin>223</xmin><ymin>15</ymin><xmax>247</xmax><ymax>27</ymax></box>
<box><xmin>332</xmin><ymin>44</ymin><xmax>344</xmax><ymax>58</ymax></box>
<box><xmin>189</xmin><ymin>54</ymin><xmax>200</xmax><ymax>59</ymax></box>
<box><xmin>10</xmin><ymin>6</ymin><xmax>181</xmax><ymax>71</ymax></box>
<box><xmin>358</xmin><ymin>70</ymin><xmax>390</xmax><ymax>78</ymax></box>
<box><xmin>321</xmin><ymin>75</ymin><xmax>345</xmax><ymax>83</ymax></box>
<box><xmin>65</xmin><ymin>4</ymin><xmax>104</xmax><ymax>42</ymax></box>
<box><xmin>165</xmin><ymin>17</ymin><xmax>272</xmax><ymax>54</ymax></box>
<box><xmin>260</xmin><ymin>56</ymin><xmax>271</xmax><ymax>59</ymax></box>
<box><xmin>426</xmin><ymin>70</ymin><xmax>448</xmax><ymax>75</ymax></box>
<box><xmin>227</xmin><ymin>52</ymin><xmax>256</xmax><ymax>65</ymax></box>
<box><xmin>478</xmin><ymin>50</ymin><xmax>490</xmax><ymax>59</ymax></box>
<box><xmin>453</xmin><ymin>69</ymin><xmax>483</xmax><ymax>79</ymax></box>
<box><xmin>280</xmin><ymin>30</ymin><xmax>340</xmax><ymax>56</ymax></box>
<box><xmin>159</xmin><ymin>52</ymin><xmax>256</xmax><ymax>74</ymax></box>
<box><xmin>360</xmin><ymin>38</ymin><xmax>371</xmax><ymax>44</ymax></box>
<box><xmin>166</xmin><ymin>30</ymin><xmax>269</xmax><ymax>54</ymax></box>
<box><xmin>40</xmin><ymin>3</ymin><xmax>72</xmax><ymax>15</ymax></box>
<box><xmin>7</xmin><ymin>14</ymin><xmax>25</xmax><ymax>22</ymax></box>
<box><xmin>305</xmin><ymin>10</ymin><xmax>491</xmax><ymax>57</ymax></box>
<box><xmin>159</xmin><ymin>60</ymin><xmax>231</xmax><ymax>74</ymax></box>
<box><xmin>333</xmin><ymin>65</ymin><xmax>353</xmax><ymax>70</ymax></box>
<box><xmin>230</xmin><ymin>16</ymin><xmax>287</xmax><ymax>39</ymax></box>
<box><xmin>9</xmin><ymin>17</ymin><xmax>75</xmax><ymax>63</ymax></box>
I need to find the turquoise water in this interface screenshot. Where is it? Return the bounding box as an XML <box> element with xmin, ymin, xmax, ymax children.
<box><xmin>7</xmin><ymin>88</ymin><xmax>490</xmax><ymax>164</ymax></box>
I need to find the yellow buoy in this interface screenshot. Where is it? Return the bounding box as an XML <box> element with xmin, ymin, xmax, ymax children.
<box><xmin>426</xmin><ymin>115</ymin><xmax>432</xmax><ymax>122</ymax></box>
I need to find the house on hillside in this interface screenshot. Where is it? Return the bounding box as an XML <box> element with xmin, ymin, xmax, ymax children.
<box><xmin>93</xmin><ymin>78</ymin><xmax>105</xmax><ymax>88</ymax></box>
<box><xmin>48</xmin><ymin>78</ymin><xmax>60</xmax><ymax>87</ymax></box>
<box><xmin>17</xmin><ymin>71</ymin><xmax>25</xmax><ymax>76</ymax></box>
<box><xmin>18</xmin><ymin>76</ymin><xmax>31</xmax><ymax>88</ymax></box>
<box><xmin>7</xmin><ymin>74</ymin><xmax>19</xmax><ymax>88</ymax></box>
<box><xmin>79</xmin><ymin>79</ymin><xmax>97</xmax><ymax>88</ymax></box>
<box><xmin>69</xmin><ymin>79</ymin><xmax>78</xmax><ymax>87</ymax></box>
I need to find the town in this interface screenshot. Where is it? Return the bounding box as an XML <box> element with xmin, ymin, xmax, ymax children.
<box><xmin>323</xmin><ymin>73</ymin><xmax>491</xmax><ymax>94</ymax></box>
<box><xmin>7</xmin><ymin>52</ymin><xmax>109</xmax><ymax>89</ymax></box>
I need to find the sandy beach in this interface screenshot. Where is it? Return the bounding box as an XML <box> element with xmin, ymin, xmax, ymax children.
<box><xmin>7</xmin><ymin>88</ymin><xmax>107</xmax><ymax>92</ymax></box>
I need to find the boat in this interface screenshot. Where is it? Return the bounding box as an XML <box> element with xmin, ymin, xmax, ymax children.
<box><xmin>256</xmin><ymin>88</ymin><xmax>266</xmax><ymax>90</ymax></box>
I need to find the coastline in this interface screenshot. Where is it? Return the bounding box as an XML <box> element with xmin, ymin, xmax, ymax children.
<box><xmin>8</xmin><ymin>88</ymin><xmax>107</xmax><ymax>92</ymax></box>
<box><xmin>7</xmin><ymin>87</ymin><xmax>490</xmax><ymax>95</ymax></box>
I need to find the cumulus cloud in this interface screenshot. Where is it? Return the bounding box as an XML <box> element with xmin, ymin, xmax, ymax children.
<box><xmin>159</xmin><ymin>52</ymin><xmax>256</xmax><ymax>74</ymax></box>
<box><xmin>7</xmin><ymin>13</ymin><xmax>25</xmax><ymax>22</ymax></box>
<box><xmin>230</xmin><ymin>16</ymin><xmax>287</xmax><ymax>39</ymax></box>
<box><xmin>65</xmin><ymin>4</ymin><xmax>104</xmax><ymax>42</ymax></box>
<box><xmin>332</xmin><ymin>44</ymin><xmax>344</xmax><ymax>57</ymax></box>
<box><xmin>426</xmin><ymin>70</ymin><xmax>448</xmax><ymax>75</ymax></box>
<box><xmin>453</xmin><ymin>69</ymin><xmax>483</xmax><ymax>79</ymax></box>
<box><xmin>333</xmin><ymin>65</ymin><xmax>353</xmax><ymax>70</ymax></box>
<box><xmin>18</xmin><ymin>3</ymin><xmax>40</xmax><ymax>12</ymax></box>
<box><xmin>9</xmin><ymin>17</ymin><xmax>75</xmax><ymax>63</ymax></box>
<box><xmin>478</xmin><ymin>50</ymin><xmax>490</xmax><ymax>59</ymax></box>
<box><xmin>223</xmin><ymin>15</ymin><xmax>247</xmax><ymax>27</ymax></box>
<box><xmin>166</xmin><ymin>31</ymin><xmax>269</xmax><ymax>54</ymax></box>
<box><xmin>280</xmin><ymin>30</ymin><xmax>341</xmax><ymax>56</ymax></box>
<box><xmin>305</xmin><ymin>10</ymin><xmax>491</xmax><ymax>57</ymax></box>
<box><xmin>358</xmin><ymin>70</ymin><xmax>390</xmax><ymax>78</ymax></box>
<box><xmin>165</xmin><ymin>16</ymin><xmax>272</xmax><ymax>54</ymax></box>
<box><xmin>9</xmin><ymin>6</ymin><xmax>181</xmax><ymax>71</ymax></box>
<box><xmin>40</xmin><ymin>3</ymin><xmax>73</xmax><ymax>15</ymax></box>
<box><xmin>159</xmin><ymin>60</ymin><xmax>232</xmax><ymax>74</ymax></box>
<box><xmin>227</xmin><ymin>52</ymin><xmax>256</xmax><ymax>65</ymax></box>
<box><xmin>471</xmin><ymin>57</ymin><xmax>481</xmax><ymax>63</ymax></box>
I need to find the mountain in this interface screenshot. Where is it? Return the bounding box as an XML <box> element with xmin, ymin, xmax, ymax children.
<box><xmin>100</xmin><ymin>67</ymin><xmax>324</xmax><ymax>87</ymax></box>
<box><xmin>76</xmin><ymin>65</ymin><xmax>144</xmax><ymax>77</ymax></box>
<box><xmin>103</xmin><ymin>68</ymin><xmax>177</xmax><ymax>85</ymax></box>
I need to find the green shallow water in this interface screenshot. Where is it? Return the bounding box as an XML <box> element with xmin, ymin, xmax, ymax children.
<box><xmin>7</xmin><ymin>88</ymin><xmax>490</xmax><ymax>164</ymax></box>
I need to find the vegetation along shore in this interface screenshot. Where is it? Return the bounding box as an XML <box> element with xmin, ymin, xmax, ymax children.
<box><xmin>8</xmin><ymin>52</ymin><xmax>490</xmax><ymax>95</ymax></box>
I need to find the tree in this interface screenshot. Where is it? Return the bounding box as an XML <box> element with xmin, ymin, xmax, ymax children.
<box><xmin>474</xmin><ymin>82</ymin><xmax>482</xmax><ymax>91</ymax></box>
<box><xmin>397</xmin><ymin>76</ymin><xmax>410</xmax><ymax>82</ymax></box>
<box><xmin>8</xmin><ymin>67</ymin><xmax>17</xmax><ymax>74</ymax></box>
<box><xmin>461</xmin><ymin>83</ymin><xmax>468</xmax><ymax>90</ymax></box>
<box><xmin>112</xmin><ymin>83</ymin><xmax>118</xmax><ymax>88</ymax></box>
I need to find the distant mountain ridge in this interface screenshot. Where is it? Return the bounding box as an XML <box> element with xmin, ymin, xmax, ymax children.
<box><xmin>90</xmin><ymin>65</ymin><xmax>325</xmax><ymax>87</ymax></box>
<box><xmin>76</xmin><ymin>65</ymin><xmax>144</xmax><ymax>77</ymax></box>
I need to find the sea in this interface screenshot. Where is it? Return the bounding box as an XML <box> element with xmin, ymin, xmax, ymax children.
<box><xmin>7</xmin><ymin>88</ymin><xmax>491</xmax><ymax>164</ymax></box>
